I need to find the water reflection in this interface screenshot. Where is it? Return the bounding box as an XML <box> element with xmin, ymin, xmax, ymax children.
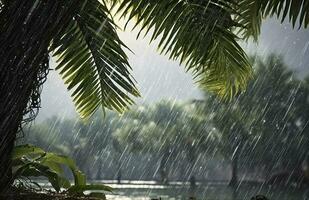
<box><xmin>96</xmin><ymin>180</ymin><xmax>305</xmax><ymax>200</ymax></box>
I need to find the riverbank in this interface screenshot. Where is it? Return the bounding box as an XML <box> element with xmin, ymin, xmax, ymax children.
<box><xmin>1</xmin><ymin>180</ymin><xmax>306</xmax><ymax>200</ymax></box>
<box><xmin>0</xmin><ymin>187</ymin><xmax>101</xmax><ymax>200</ymax></box>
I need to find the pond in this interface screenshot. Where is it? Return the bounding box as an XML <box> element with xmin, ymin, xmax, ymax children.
<box><xmin>90</xmin><ymin>181</ymin><xmax>307</xmax><ymax>200</ymax></box>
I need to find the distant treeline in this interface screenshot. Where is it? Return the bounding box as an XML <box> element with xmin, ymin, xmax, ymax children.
<box><xmin>21</xmin><ymin>55</ymin><xmax>309</xmax><ymax>186</ymax></box>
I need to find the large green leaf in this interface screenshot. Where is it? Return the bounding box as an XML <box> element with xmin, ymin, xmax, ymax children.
<box><xmin>40</xmin><ymin>153</ymin><xmax>86</xmax><ymax>186</ymax></box>
<box><xmin>111</xmin><ymin>0</ymin><xmax>252</xmax><ymax>98</ymax></box>
<box><xmin>12</xmin><ymin>145</ymin><xmax>85</xmax><ymax>190</ymax></box>
<box><xmin>51</xmin><ymin>0</ymin><xmax>140</xmax><ymax>118</ymax></box>
<box><xmin>12</xmin><ymin>144</ymin><xmax>45</xmax><ymax>160</ymax></box>
<box><xmin>13</xmin><ymin>162</ymin><xmax>70</xmax><ymax>192</ymax></box>
<box><xmin>12</xmin><ymin>144</ymin><xmax>112</xmax><ymax>196</ymax></box>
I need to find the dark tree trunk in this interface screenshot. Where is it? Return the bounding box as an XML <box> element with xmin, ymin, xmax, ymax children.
<box><xmin>96</xmin><ymin>159</ymin><xmax>103</xmax><ymax>180</ymax></box>
<box><xmin>0</xmin><ymin>0</ymin><xmax>77</xmax><ymax>193</ymax></box>
<box><xmin>187</xmin><ymin>158</ymin><xmax>196</xmax><ymax>187</ymax></box>
<box><xmin>189</xmin><ymin>175</ymin><xmax>196</xmax><ymax>187</ymax></box>
<box><xmin>159</xmin><ymin>149</ymin><xmax>170</xmax><ymax>184</ymax></box>
<box><xmin>187</xmin><ymin>142</ymin><xmax>197</xmax><ymax>187</ymax></box>
<box><xmin>116</xmin><ymin>162</ymin><xmax>122</xmax><ymax>184</ymax></box>
<box><xmin>229</xmin><ymin>150</ymin><xmax>239</xmax><ymax>187</ymax></box>
<box><xmin>179</xmin><ymin>162</ymin><xmax>186</xmax><ymax>181</ymax></box>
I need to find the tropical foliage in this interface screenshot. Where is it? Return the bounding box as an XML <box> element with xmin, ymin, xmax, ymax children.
<box><xmin>13</xmin><ymin>144</ymin><xmax>112</xmax><ymax>199</ymax></box>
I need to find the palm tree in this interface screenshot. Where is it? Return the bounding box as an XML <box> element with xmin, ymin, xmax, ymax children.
<box><xmin>0</xmin><ymin>0</ymin><xmax>308</xmax><ymax>191</ymax></box>
<box><xmin>198</xmin><ymin>54</ymin><xmax>309</xmax><ymax>186</ymax></box>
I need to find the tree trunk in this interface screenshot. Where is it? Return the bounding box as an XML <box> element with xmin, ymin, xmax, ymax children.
<box><xmin>96</xmin><ymin>159</ymin><xmax>103</xmax><ymax>180</ymax></box>
<box><xmin>116</xmin><ymin>162</ymin><xmax>122</xmax><ymax>184</ymax></box>
<box><xmin>229</xmin><ymin>150</ymin><xmax>239</xmax><ymax>187</ymax></box>
<box><xmin>159</xmin><ymin>149</ymin><xmax>170</xmax><ymax>184</ymax></box>
<box><xmin>0</xmin><ymin>0</ymin><xmax>77</xmax><ymax>193</ymax></box>
<box><xmin>187</xmin><ymin>143</ymin><xmax>196</xmax><ymax>187</ymax></box>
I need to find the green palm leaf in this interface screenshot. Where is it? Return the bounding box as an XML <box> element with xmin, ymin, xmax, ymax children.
<box><xmin>235</xmin><ymin>0</ymin><xmax>309</xmax><ymax>41</ymax></box>
<box><xmin>50</xmin><ymin>0</ymin><xmax>140</xmax><ymax>118</ymax></box>
<box><xmin>197</xmin><ymin>29</ymin><xmax>251</xmax><ymax>98</ymax></box>
<box><xmin>260</xmin><ymin>0</ymin><xmax>309</xmax><ymax>28</ymax></box>
<box><xmin>111</xmin><ymin>0</ymin><xmax>252</xmax><ymax>98</ymax></box>
<box><xmin>234</xmin><ymin>0</ymin><xmax>262</xmax><ymax>41</ymax></box>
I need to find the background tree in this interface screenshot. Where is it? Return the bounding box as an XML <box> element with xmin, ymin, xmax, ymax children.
<box><xmin>199</xmin><ymin>55</ymin><xmax>309</xmax><ymax>186</ymax></box>
<box><xmin>196</xmin><ymin>95</ymin><xmax>253</xmax><ymax>186</ymax></box>
<box><xmin>113</xmin><ymin>101</ymin><xmax>217</xmax><ymax>183</ymax></box>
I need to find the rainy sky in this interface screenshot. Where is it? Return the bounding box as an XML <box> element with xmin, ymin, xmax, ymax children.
<box><xmin>37</xmin><ymin>18</ymin><xmax>309</xmax><ymax>120</ymax></box>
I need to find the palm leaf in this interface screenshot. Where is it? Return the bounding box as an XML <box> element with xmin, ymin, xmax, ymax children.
<box><xmin>50</xmin><ymin>0</ymin><xmax>140</xmax><ymax>118</ymax></box>
<box><xmin>260</xmin><ymin>0</ymin><xmax>309</xmax><ymax>28</ymax></box>
<box><xmin>235</xmin><ymin>0</ymin><xmax>309</xmax><ymax>40</ymax></box>
<box><xmin>197</xmin><ymin>29</ymin><xmax>252</xmax><ymax>98</ymax></box>
<box><xmin>233</xmin><ymin>0</ymin><xmax>263</xmax><ymax>41</ymax></box>
<box><xmin>111</xmin><ymin>0</ymin><xmax>252</xmax><ymax>98</ymax></box>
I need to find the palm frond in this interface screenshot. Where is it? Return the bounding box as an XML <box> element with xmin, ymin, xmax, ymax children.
<box><xmin>50</xmin><ymin>0</ymin><xmax>140</xmax><ymax>118</ymax></box>
<box><xmin>236</xmin><ymin>0</ymin><xmax>309</xmax><ymax>39</ymax></box>
<box><xmin>260</xmin><ymin>0</ymin><xmax>309</xmax><ymax>28</ymax></box>
<box><xmin>233</xmin><ymin>0</ymin><xmax>262</xmax><ymax>41</ymax></box>
<box><xmin>197</xmin><ymin>28</ymin><xmax>251</xmax><ymax>99</ymax></box>
<box><xmin>111</xmin><ymin>0</ymin><xmax>252</xmax><ymax>98</ymax></box>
